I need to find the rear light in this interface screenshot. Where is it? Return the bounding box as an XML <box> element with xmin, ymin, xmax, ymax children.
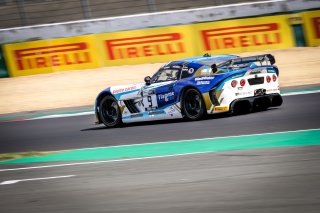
<box><xmin>231</xmin><ymin>80</ymin><xmax>237</xmax><ymax>88</ymax></box>
<box><xmin>240</xmin><ymin>79</ymin><xmax>246</xmax><ymax>87</ymax></box>
<box><xmin>266</xmin><ymin>76</ymin><xmax>271</xmax><ymax>83</ymax></box>
<box><xmin>272</xmin><ymin>74</ymin><xmax>277</xmax><ymax>82</ymax></box>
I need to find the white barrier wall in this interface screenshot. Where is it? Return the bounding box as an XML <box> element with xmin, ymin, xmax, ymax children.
<box><xmin>0</xmin><ymin>0</ymin><xmax>319</xmax><ymax>44</ymax></box>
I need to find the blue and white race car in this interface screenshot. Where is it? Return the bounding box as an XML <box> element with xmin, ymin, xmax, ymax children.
<box><xmin>95</xmin><ymin>54</ymin><xmax>282</xmax><ymax>127</ymax></box>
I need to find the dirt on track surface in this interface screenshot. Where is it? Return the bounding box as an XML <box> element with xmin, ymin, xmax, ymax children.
<box><xmin>0</xmin><ymin>47</ymin><xmax>319</xmax><ymax>114</ymax></box>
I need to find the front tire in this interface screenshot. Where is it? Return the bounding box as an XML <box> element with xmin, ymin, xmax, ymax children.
<box><xmin>99</xmin><ymin>95</ymin><xmax>122</xmax><ymax>127</ymax></box>
<box><xmin>181</xmin><ymin>88</ymin><xmax>205</xmax><ymax>120</ymax></box>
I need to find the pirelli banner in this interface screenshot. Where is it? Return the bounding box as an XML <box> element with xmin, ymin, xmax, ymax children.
<box><xmin>4</xmin><ymin>14</ymin><xmax>295</xmax><ymax>76</ymax></box>
<box><xmin>3</xmin><ymin>35</ymin><xmax>101</xmax><ymax>77</ymax></box>
<box><xmin>302</xmin><ymin>10</ymin><xmax>320</xmax><ymax>46</ymax></box>
<box><xmin>96</xmin><ymin>25</ymin><xmax>196</xmax><ymax>66</ymax></box>
<box><xmin>194</xmin><ymin>15</ymin><xmax>294</xmax><ymax>54</ymax></box>
<box><xmin>96</xmin><ymin>15</ymin><xmax>294</xmax><ymax>66</ymax></box>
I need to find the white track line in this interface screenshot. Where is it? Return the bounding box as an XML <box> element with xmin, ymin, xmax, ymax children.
<box><xmin>0</xmin><ymin>175</ymin><xmax>75</xmax><ymax>185</ymax></box>
<box><xmin>0</xmin><ymin>128</ymin><xmax>319</xmax><ymax>172</ymax></box>
<box><xmin>32</xmin><ymin>111</ymin><xmax>94</xmax><ymax>120</ymax></box>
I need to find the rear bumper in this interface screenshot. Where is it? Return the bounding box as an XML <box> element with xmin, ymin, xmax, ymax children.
<box><xmin>230</xmin><ymin>93</ymin><xmax>282</xmax><ymax>113</ymax></box>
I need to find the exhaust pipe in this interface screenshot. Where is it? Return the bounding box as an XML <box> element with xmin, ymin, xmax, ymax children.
<box><xmin>271</xmin><ymin>94</ymin><xmax>283</xmax><ymax>107</ymax></box>
<box><xmin>232</xmin><ymin>100</ymin><xmax>251</xmax><ymax>114</ymax></box>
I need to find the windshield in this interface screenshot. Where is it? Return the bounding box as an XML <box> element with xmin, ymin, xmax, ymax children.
<box><xmin>151</xmin><ymin>68</ymin><xmax>181</xmax><ymax>84</ymax></box>
<box><xmin>199</xmin><ymin>58</ymin><xmax>233</xmax><ymax>66</ymax></box>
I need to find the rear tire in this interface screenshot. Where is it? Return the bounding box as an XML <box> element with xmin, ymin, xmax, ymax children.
<box><xmin>181</xmin><ymin>88</ymin><xmax>205</xmax><ymax>120</ymax></box>
<box><xmin>99</xmin><ymin>95</ymin><xmax>122</xmax><ymax>127</ymax></box>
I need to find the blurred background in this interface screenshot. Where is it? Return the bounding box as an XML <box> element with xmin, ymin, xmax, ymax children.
<box><xmin>0</xmin><ymin>0</ymin><xmax>262</xmax><ymax>28</ymax></box>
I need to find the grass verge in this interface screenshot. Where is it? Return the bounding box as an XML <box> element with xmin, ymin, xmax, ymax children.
<box><xmin>0</xmin><ymin>151</ymin><xmax>58</xmax><ymax>162</ymax></box>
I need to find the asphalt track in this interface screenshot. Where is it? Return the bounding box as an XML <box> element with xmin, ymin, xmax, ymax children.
<box><xmin>0</xmin><ymin>92</ymin><xmax>320</xmax><ymax>153</ymax></box>
<box><xmin>0</xmin><ymin>92</ymin><xmax>320</xmax><ymax>213</ymax></box>
<box><xmin>1</xmin><ymin>146</ymin><xmax>320</xmax><ymax>213</ymax></box>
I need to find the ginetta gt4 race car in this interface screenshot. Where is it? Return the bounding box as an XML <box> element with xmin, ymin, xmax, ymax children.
<box><xmin>95</xmin><ymin>54</ymin><xmax>282</xmax><ymax>127</ymax></box>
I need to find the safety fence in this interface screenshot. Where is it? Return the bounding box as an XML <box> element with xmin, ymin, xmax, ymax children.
<box><xmin>1</xmin><ymin>10</ymin><xmax>320</xmax><ymax>77</ymax></box>
<box><xmin>0</xmin><ymin>0</ymin><xmax>261</xmax><ymax>29</ymax></box>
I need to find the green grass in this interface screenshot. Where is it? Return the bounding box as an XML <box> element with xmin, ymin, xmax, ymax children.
<box><xmin>0</xmin><ymin>151</ymin><xmax>59</xmax><ymax>162</ymax></box>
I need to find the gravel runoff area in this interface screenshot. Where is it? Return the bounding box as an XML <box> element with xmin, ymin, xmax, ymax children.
<box><xmin>0</xmin><ymin>47</ymin><xmax>319</xmax><ymax>114</ymax></box>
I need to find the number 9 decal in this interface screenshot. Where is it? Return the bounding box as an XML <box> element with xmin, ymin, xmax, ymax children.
<box><xmin>143</xmin><ymin>95</ymin><xmax>158</xmax><ymax>109</ymax></box>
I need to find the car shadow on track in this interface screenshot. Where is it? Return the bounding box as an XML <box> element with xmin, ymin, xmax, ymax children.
<box><xmin>80</xmin><ymin>108</ymin><xmax>279</xmax><ymax>131</ymax></box>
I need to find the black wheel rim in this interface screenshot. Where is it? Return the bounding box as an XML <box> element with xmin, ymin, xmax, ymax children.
<box><xmin>101</xmin><ymin>99</ymin><xmax>119</xmax><ymax>125</ymax></box>
<box><xmin>184</xmin><ymin>90</ymin><xmax>202</xmax><ymax>117</ymax></box>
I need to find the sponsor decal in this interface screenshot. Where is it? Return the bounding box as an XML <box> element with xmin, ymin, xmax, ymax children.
<box><xmin>197</xmin><ymin>81</ymin><xmax>210</xmax><ymax>85</ymax></box>
<box><xmin>14</xmin><ymin>43</ymin><xmax>91</xmax><ymax>70</ymax></box>
<box><xmin>105</xmin><ymin>33</ymin><xmax>185</xmax><ymax>60</ymax></box>
<box><xmin>158</xmin><ymin>92</ymin><xmax>175</xmax><ymax>102</ymax></box>
<box><xmin>267</xmin><ymin>68</ymin><xmax>275</xmax><ymax>73</ymax></box>
<box><xmin>266</xmin><ymin>88</ymin><xmax>279</xmax><ymax>93</ymax></box>
<box><xmin>112</xmin><ymin>85</ymin><xmax>137</xmax><ymax>94</ymax></box>
<box><xmin>188</xmin><ymin>68</ymin><xmax>194</xmax><ymax>74</ymax></box>
<box><xmin>235</xmin><ymin>91</ymin><xmax>253</xmax><ymax>96</ymax></box>
<box><xmin>248</xmin><ymin>68</ymin><xmax>266</xmax><ymax>75</ymax></box>
<box><xmin>168</xmin><ymin>106</ymin><xmax>176</xmax><ymax>114</ymax></box>
<box><xmin>181</xmin><ymin>65</ymin><xmax>188</xmax><ymax>71</ymax></box>
<box><xmin>195</xmin><ymin>76</ymin><xmax>214</xmax><ymax>81</ymax></box>
<box><xmin>201</xmin><ymin>23</ymin><xmax>281</xmax><ymax>51</ymax></box>
<box><xmin>214</xmin><ymin>106</ymin><xmax>229</xmax><ymax>111</ymax></box>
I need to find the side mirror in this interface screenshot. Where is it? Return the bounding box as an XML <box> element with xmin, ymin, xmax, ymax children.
<box><xmin>211</xmin><ymin>64</ymin><xmax>217</xmax><ymax>72</ymax></box>
<box><xmin>144</xmin><ymin>76</ymin><xmax>151</xmax><ymax>86</ymax></box>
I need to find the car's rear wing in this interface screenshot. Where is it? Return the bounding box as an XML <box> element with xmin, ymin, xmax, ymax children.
<box><xmin>216</xmin><ymin>54</ymin><xmax>275</xmax><ymax>69</ymax></box>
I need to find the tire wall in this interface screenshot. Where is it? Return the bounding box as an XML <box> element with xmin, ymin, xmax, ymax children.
<box><xmin>1</xmin><ymin>8</ymin><xmax>320</xmax><ymax>77</ymax></box>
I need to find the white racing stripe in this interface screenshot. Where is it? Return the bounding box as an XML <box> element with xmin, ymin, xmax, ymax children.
<box><xmin>0</xmin><ymin>175</ymin><xmax>75</xmax><ymax>185</ymax></box>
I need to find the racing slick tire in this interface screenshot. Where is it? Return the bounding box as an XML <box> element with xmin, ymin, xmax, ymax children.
<box><xmin>181</xmin><ymin>88</ymin><xmax>206</xmax><ymax>120</ymax></box>
<box><xmin>99</xmin><ymin>95</ymin><xmax>122</xmax><ymax>127</ymax></box>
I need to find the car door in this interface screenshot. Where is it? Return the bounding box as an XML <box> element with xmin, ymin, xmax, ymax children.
<box><xmin>142</xmin><ymin>81</ymin><xmax>177</xmax><ymax>111</ymax></box>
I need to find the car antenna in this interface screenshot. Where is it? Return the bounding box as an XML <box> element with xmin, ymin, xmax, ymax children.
<box><xmin>203</xmin><ymin>53</ymin><xmax>211</xmax><ymax>57</ymax></box>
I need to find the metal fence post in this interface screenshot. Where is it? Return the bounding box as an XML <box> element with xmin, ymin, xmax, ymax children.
<box><xmin>16</xmin><ymin>0</ymin><xmax>28</xmax><ymax>25</ymax></box>
<box><xmin>147</xmin><ymin>0</ymin><xmax>157</xmax><ymax>12</ymax></box>
<box><xmin>80</xmin><ymin>0</ymin><xmax>92</xmax><ymax>19</ymax></box>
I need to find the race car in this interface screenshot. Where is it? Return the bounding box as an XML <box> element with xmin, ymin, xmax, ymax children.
<box><xmin>95</xmin><ymin>54</ymin><xmax>282</xmax><ymax>127</ymax></box>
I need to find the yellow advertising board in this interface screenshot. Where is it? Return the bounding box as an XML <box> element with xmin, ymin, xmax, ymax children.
<box><xmin>3</xmin><ymin>14</ymin><xmax>300</xmax><ymax>77</ymax></box>
<box><xmin>96</xmin><ymin>25</ymin><xmax>196</xmax><ymax>66</ymax></box>
<box><xmin>193</xmin><ymin>15</ymin><xmax>294</xmax><ymax>55</ymax></box>
<box><xmin>4</xmin><ymin>35</ymin><xmax>101</xmax><ymax>77</ymax></box>
<box><xmin>302</xmin><ymin>10</ymin><xmax>320</xmax><ymax>46</ymax></box>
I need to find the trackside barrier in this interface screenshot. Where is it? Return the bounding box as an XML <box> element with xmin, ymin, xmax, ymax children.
<box><xmin>193</xmin><ymin>15</ymin><xmax>294</xmax><ymax>55</ymax></box>
<box><xmin>302</xmin><ymin>10</ymin><xmax>320</xmax><ymax>46</ymax></box>
<box><xmin>97</xmin><ymin>25</ymin><xmax>196</xmax><ymax>66</ymax></box>
<box><xmin>2</xmin><ymin>11</ymin><xmax>319</xmax><ymax>77</ymax></box>
<box><xmin>4</xmin><ymin>35</ymin><xmax>101</xmax><ymax>77</ymax></box>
